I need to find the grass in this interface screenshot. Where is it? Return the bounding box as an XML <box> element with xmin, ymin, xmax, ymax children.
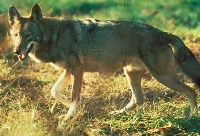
<box><xmin>0</xmin><ymin>0</ymin><xmax>200</xmax><ymax>135</ymax></box>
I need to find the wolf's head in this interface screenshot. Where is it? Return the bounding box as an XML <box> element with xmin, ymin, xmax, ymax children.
<box><xmin>8</xmin><ymin>4</ymin><xmax>45</xmax><ymax>61</ymax></box>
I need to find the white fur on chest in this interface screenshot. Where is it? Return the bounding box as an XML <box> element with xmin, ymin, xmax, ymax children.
<box><xmin>28</xmin><ymin>53</ymin><xmax>66</xmax><ymax>70</ymax></box>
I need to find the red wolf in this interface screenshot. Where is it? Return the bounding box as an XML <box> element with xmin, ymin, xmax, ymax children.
<box><xmin>8</xmin><ymin>4</ymin><xmax>200</xmax><ymax>120</ymax></box>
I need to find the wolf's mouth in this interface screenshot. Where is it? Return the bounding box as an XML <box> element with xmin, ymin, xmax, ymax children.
<box><xmin>18</xmin><ymin>44</ymin><xmax>34</xmax><ymax>61</ymax></box>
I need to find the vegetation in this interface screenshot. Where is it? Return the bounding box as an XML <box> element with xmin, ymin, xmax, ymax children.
<box><xmin>0</xmin><ymin>0</ymin><xmax>200</xmax><ymax>135</ymax></box>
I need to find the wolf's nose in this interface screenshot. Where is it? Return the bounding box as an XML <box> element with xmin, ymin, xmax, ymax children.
<box><xmin>14</xmin><ymin>49</ymin><xmax>21</xmax><ymax>55</ymax></box>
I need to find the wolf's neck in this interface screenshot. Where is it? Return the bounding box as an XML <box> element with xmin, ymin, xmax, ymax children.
<box><xmin>41</xmin><ymin>18</ymin><xmax>62</xmax><ymax>45</ymax></box>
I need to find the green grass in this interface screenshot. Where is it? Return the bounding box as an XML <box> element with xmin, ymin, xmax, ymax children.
<box><xmin>1</xmin><ymin>0</ymin><xmax>200</xmax><ymax>30</ymax></box>
<box><xmin>0</xmin><ymin>0</ymin><xmax>200</xmax><ymax>135</ymax></box>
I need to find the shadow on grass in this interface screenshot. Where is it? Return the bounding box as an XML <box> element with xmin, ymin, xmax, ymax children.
<box><xmin>163</xmin><ymin>115</ymin><xmax>200</xmax><ymax>135</ymax></box>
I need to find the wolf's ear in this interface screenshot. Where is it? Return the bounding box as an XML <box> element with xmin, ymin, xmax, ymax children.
<box><xmin>8</xmin><ymin>6</ymin><xmax>20</xmax><ymax>26</ymax></box>
<box><xmin>30</xmin><ymin>4</ymin><xmax>42</xmax><ymax>22</ymax></box>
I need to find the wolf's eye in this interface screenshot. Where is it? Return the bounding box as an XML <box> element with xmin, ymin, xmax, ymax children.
<box><xmin>14</xmin><ymin>33</ymin><xmax>18</xmax><ymax>37</ymax></box>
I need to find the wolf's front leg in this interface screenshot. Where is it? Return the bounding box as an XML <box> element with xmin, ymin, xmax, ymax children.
<box><xmin>62</xmin><ymin>67</ymin><xmax>83</xmax><ymax>120</ymax></box>
<box><xmin>51</xmin><ymin>69</ymin><xmax>71</xmax><ymax>107</ymax></box>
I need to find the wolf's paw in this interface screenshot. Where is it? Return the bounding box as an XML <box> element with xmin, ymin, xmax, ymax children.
<box><xmin>61</xmin><ymin>102</ymin><xmax>77</xmax><ymax>120</ymax></box>
<box><xmin>57</xmin><ymin>113</ymin><xmax>74</xmax><ymax>130</ymax></box>
<box><xmin>57</xmin><ymin>114</ymin><xmax>73</xmax><ymax>130</ymax></box>
<box><xmin>58</xmin><ymin>113</ymin><xmax>73</xmax><ymax>120</ymax></box>
<box><xmin>109</xmin><ymin>109</ymin><xmax>125</xmax><ymax>115</ymax></box>
<box><xmin>60</xmin><ymin>111</ymin><xmax>75</xmax><ymax>119</ymax></box>
<box><xmin>109</xmin><ymin>103</ymin><xmax>138</xmax><ymax>115</ymax></box>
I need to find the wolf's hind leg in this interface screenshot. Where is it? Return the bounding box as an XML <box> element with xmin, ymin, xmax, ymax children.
<box><xmin>110</xmin><ymin>68</ymin><xmax>145</xmax><ymax>114</ymax></box>
<box><xmin>153</xmin><ymin>74</ymin><xmax>197</xmax><ymax>114</ymax></box>
<box><xmin>144</xmin><ymin>48</ymin><xmax>197</xmax><ymax>114</ymax></box>
<box><xmin>51</xmin><ymin>69</ymin><xmax>71</xmax><ymax>107</ymax></box>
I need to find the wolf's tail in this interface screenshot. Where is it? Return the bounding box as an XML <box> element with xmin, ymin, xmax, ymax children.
<box><xmin>165</xmin><ymin>32</ymin><xmax>200</xmax><ymax>87</ymax></box>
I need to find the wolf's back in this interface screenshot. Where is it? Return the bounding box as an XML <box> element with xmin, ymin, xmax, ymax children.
<box><xmin>166</xmin><ymin>33</ymin><xmax>200</xmax><ymax>87</ymax></box>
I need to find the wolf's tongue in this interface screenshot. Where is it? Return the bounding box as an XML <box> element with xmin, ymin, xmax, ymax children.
<box><xmin>18</xmin><ymin>54</ymin><xmax>26</xmax><ymax>60</ymax></box>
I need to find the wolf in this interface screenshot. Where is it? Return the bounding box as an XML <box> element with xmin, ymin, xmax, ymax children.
<box><xmin>8</xmin><ymin>4</ymin><xmax>200</xmax><ymax>119</ymax></box>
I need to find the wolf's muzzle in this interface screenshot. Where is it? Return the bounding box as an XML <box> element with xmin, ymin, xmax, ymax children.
<box><xmin>14</xmin><ymin>43</ymin><xmax>34</xmax><ymax>61</ymax></box>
